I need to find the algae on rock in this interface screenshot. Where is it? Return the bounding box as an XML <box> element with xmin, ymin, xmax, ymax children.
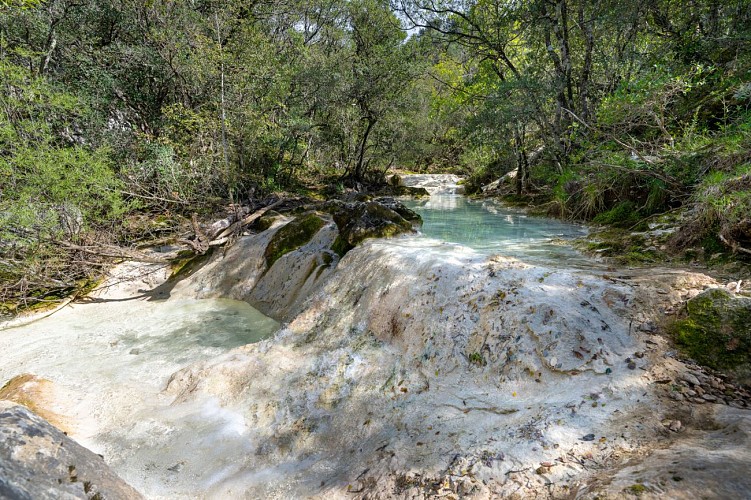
<box><xmin>264</xmin><ymin>213</ymin><xmax>326</xmax><ymax>267</ymax></box>
<box><xmin>671</xmin><ymin>288</ymin><xmax>751</xmax><ymax>384</ymax></box>
<box><xmin>329</xmin><ymin>200</ymin><xmax>420</xmax><ymax>256</ymax></box>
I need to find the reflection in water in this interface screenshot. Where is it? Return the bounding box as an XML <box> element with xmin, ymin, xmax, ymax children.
<box><xmin>403</xmin><ymin>194</ymin><xmax>589</xmax><ymax>264</ymax></box>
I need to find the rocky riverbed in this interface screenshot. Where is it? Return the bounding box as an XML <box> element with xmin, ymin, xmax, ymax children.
<box><xmin>1</xmin><ymin>175</ymin><xmax>750</xmax><ymax>499</ymax></box>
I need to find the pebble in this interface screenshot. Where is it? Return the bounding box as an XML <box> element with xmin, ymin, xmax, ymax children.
<box><xmin>681</xmin><ymin>373</ymin><xmax>700</xmax><ymax>386</ymax></box>
<box><xmin>695</xmin><ymin>386</ymin><xmax>705</xmax><ymax>396</ymax></box>
<box><xmin>639</xmin><ymin>322</ymin><xmax>657</xmax><ymax>333</ymax></box>
<box><xmin>702</xmin><ymin>394</ymin><xmax>718</xmax><ymax>402</ymax></box>
<box><xmin>581</xmin><ymin>434</ymin><xmax>596</xmax><ymax>442</ymax></box>
<box><xmin>685</xmin><ymin>390</ymin><xmax>697</xmax><ymax>397</ymax></box>
<box><xmin>668</xmin><ymin>420</ymin><xmax>682</xmax><ymax>432</ymax></box>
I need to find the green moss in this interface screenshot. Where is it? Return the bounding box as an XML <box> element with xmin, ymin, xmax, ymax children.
<box><xmin>468</xmin><ymin>352</ymin><xmax>484</xmax><ymax>366</ymax></box>
<box><xmin>379</xmin><ymin>185</ymin><xmax>430</xmax><ymax>198</ymax></box>
<box><xmin>627</xmin><ymin>483</ymin><xmax>647</xmax><ymax>496</ymax></box>
<box><xmin>251</xmin><ymin>210</ymin><xmax>283</xmax><ymax>232</ymax></box>
<box><xmin>331</xmin><ymin>201</ymin><xmax>414</xmax><ymax>256</ymax></box>
<box><xmin>264</xmin><ymin>213</ymin><xmax>325</xmax><ymax>267</ymax></box>
<box><xmin>670</xmin><ymin>288</ymin><xmax>751</xmax><ymax>375</ymax></box>
<box><xmin>593</xmin><ymin>201</ymin><xmax>642</xmax><ymax>228</ymax></box>
<box><xmin>331</xmin><ymin>235</ymin><xmax>349</xmax><ymax>257</ymax></box>
<box><xmin>169</xmin><ymin>250</ymin><xmax>211</xmax><ymax>280</ymax></box>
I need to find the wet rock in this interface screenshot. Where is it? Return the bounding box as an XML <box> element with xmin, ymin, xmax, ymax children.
<box><xmin>328</xmin><ymin>200</ymin><xmax>418</xmax><ymax>256</ymax></box>
<box><xmin>0</xmin><ymin>401</ymin><xmax>143</xmax><ymax>499</ymax></box>
<box><xmin>581</xmin><ymin>433</ymin><xmax>596</xmax><ymax>441</ymax></box>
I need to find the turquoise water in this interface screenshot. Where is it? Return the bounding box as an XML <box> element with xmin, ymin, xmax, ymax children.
<box><xmin>403</xmin><ymin>195</ymin><xmax>589</xmax><ymax>262</ymax></box>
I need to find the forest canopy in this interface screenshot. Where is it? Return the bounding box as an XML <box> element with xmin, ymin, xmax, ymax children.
<box><xmin>1</xmin><ymin>0</ymin><xmax>750</xmax><ymax>310</ymax></box>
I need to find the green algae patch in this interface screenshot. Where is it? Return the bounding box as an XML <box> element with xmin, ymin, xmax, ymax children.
<box><xmin>264</xmin><ymin>213</ymin><xmax>325</xmax><ymax>268</ymax></box>
<box><xmin>169</xmin><ymin>249</ymin><xmax>212</xmax><ymax>279</ymax></box>
<box><xmin>331</xmin><ymin>201</ymin><xmax>414</xmax><ymax>256</ymax></box>
<box><xmin>250</xmin><ymin>210</ymin><xmax>283</xmax><ymax>232</ymax></box>
<box><xmin>670</xmin><ymin>288</ymin><xmax>751</xmax><ymax>383</ymax></box>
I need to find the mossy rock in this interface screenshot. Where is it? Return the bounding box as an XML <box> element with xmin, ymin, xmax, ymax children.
<box><xmin>169</xmin><ymin>250</ymin><xmax>212</xmax><ymax>280</ymax></box>
<box><xmin>250</xmin><ymin>210</ymin><xmax>284</xmax><ymax>232</ymax></box>
<box><xmin>376</xmin><ymin>185</ymin><xmax>430</xmax><ymax>198</ymax></box>
<box><xmin>264</xmin><ymin>213</ymin><xmax>326</xmax><ymax>267</ymax></box>
<box><xmin>330</xmin><ymin>201</ymin><xmax>417</xmax><ymax>256</ymax></box>
<box><xmin>374</xmin><ymin>197</ymin><xmax>423</xmax><ymax>225</ymax></box>
<box><xmin>670</xmin><ymin>288</ymin><xmax>751</xmax><ymax>383</ymax></box>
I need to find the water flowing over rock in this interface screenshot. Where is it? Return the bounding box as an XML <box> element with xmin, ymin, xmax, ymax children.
<box><xmin>396</xmin><ymin>173</ymin><xmax>465</xmax><ymax>195</ymax></box>
<box><xmin>1</xmin><ymin>175</ymin><xmax>750</xmax><ymax>498</ymax></box>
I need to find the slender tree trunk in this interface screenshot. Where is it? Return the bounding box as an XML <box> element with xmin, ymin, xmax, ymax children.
<box><xmin>355</xmin><ymin>117</ymin><xmax>376</xmax><ymax>183</ymax></box>
<box><xmin>578</xmin><ymin>0</ymin><xmax>594</xmax><ymax>124</ymax></box>
<box><xmin>513</xmin><ymin>125</ymin><xmax>528</xmax><ymax>196</ymax></box>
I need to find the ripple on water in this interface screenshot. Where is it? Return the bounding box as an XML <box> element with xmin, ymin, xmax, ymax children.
<box><xmin>403</xmin><ymin>194</ymin><xmax>591</xmax><ymax>265</ymax></box>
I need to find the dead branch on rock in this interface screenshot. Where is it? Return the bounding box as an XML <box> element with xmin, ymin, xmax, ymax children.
<box><xmin>719</xmin><ymin>234</ymin><xmax>751</xmax><ymax>256</ymax></box>
<box><xmin>179</xmin><ymin>198</ymin><xmax>286</xmax><ymax>255</ymax></box>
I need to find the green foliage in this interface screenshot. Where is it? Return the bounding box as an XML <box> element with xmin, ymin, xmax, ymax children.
<box><xmin>592</xmin><ymin>202</ymin><xmax>640</xmax><ymax>228</ymax></box>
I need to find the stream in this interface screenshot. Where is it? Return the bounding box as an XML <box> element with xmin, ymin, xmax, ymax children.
<box><xmin>403</xmin><ymin>194</ymin><xmax>588</xmax><ymax>265</ymax></box>
<box><xmin>1</xmin><ymin>175</ymin><xmax>748</xmax><ymax>499</ymax></box>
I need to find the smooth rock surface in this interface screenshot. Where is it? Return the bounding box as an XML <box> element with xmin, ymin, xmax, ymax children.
<box><xmin>0</xmin><ymin>401</ymin><xmax>143</xmax><ymax>500</ymax></box>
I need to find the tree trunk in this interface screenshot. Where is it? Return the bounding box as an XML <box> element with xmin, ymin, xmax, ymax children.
<box><xmin>513</xmin><ymin>126</ymin><xmax>528</xmax><ymax>196</ymax></box>
<box><xmin>578</xmin><ymin>0</ymin><xmax>594</xmax><ymax>124</ymax></box>
<box><xmin>355</xmin><ymin>117</ymin><xmax>376</xmax><ymax>183</ymax></box>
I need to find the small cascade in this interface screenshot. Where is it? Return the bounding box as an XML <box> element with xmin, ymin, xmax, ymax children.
<box><xmin>397</xmin><ymin>173</ymin><xmax>465</xmax><ymax>195</ymax></box>
<box><xmin>1</xmin><ymin>176</ymin><xmax>747</xmax><ymax>499</ymax></box>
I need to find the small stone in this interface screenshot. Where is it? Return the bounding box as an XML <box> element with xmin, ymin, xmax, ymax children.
<box><xmin>685</xmin><ymin>390</ymin><xmax>697</xmax><ymax>397</ymax></box>
<box><xmin>692</xmin><ymin>397</ymin><xmax>706</xmax><ymax>404</ymax></box>
<box><xmin>581</xmin><ymin>434</ymin><xmax>596</xmax><ymax>441</ymax></box>
<box><xmin>681</xmin><ymin>373</ymin><xmax>700</xmax><ymax>386</ymax></box>
<box><xmin>129</xmin><ymin>348</ymin><xmax>141</xmax><ymax>355</ymax></box>
<box><xmin>702</xmin><ymin>394</ymin><xmax>718</xmax><ymax>402</ymax></box>
<box><xmin>668</xmin><ymin>420</ymin><xmax>682</xmax><ymax>432</ymax></box>
<box><xmin>695</xmin><ymin>386</ymin><xmax>705</xmax><ymax>396</ymax></box>
<box><xmin>669</xmin><ymin>392</ymin><xmax>684</xmax><ymax>401</ymax></box>
<box><xmin>639</xmin><ymin>322</ymin><xmax>657</xmax><ymax>333</ymax></box>
<box><xmin>627</xmin><ymin>362</ymin><xmax>636</xmax><ymax>370</ymax></box>
<box><xmin>634</xmin><ymin>351</ymin><xmax>645</xmax><ymax>359</ymax></box>
<box><xmin>167</xmin><ymin>461</ymin><xmax>185</xmax><ymax>472</ymax></box>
